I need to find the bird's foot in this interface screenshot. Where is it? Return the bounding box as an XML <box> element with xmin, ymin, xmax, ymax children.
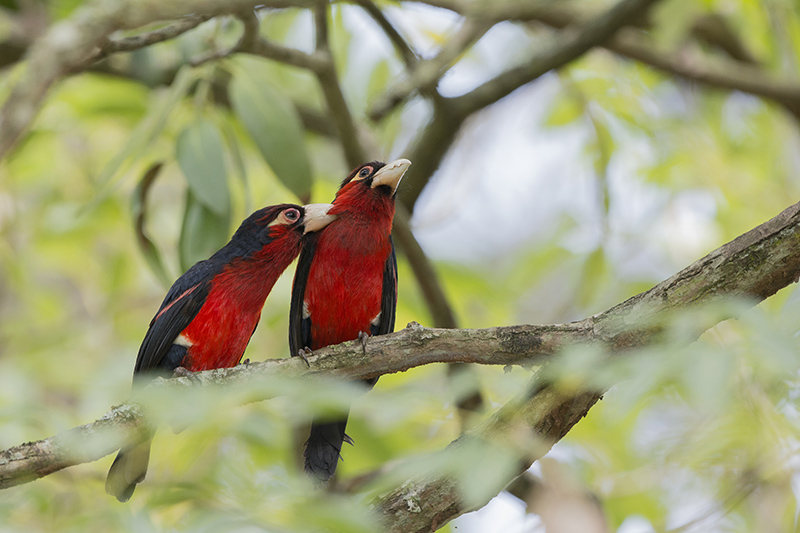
<box><xmin>297</xmin><ymin>347</ymin><xmax>312</xmax><ymax>367</ymax></box>
<box><xmin>357</xmin><ymin>331</ymin><xmax>369</xmax><ymax>354</ymax></box>
<box><xmin>241</xmin><ymin>358</ymin><xmax>250</xmax><ymax>365</ymax></box>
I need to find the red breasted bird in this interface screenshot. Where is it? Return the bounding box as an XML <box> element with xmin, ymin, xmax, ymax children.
<box><xmin>289</xmin><ymin>159</ymin><xmax>411</xmax><ymax>482</ymax></box>
<box><xmin>106</xmin><ymin>203</ymin><xmax>336</xmax><ymax>502</ymax></box>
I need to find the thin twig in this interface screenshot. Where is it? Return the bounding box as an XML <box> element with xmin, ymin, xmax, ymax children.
<box><xmin>368</xmin><ymin>19</ymin><xmax>492</xmax><ymax>121</ymax></box>
<box><xmin>249</xmin><ymin>37</ymin><xmax>329</xmax><ymax>70</ymax></box>
<box><xmin>354</xmin><ymin>0</ymin><xmax>418</xmax><ymax>68</ymax></box>
<box><xmin>86</xmin><ymin>14</ymin><xmax>213</xmax><ymax>66</ymax></box>
<box><xmin>0</xmin><ymin>0</ymin><xmax>315</xmax><ymax>160</ymax></box>
<box><xmin>312</xmin><ymin>1</ymin><xmax>367</xmax><ymax>166</ymax></box>
<box><xmin>454</xmin><ymin>0</ymin><xmax>661</xmax><ymax>115</ymax></box>
<box><xmin>398</xmin><ymin>0</ymin><xmax>662</xmax><ymax>213</ymax></box>
<box><xmin>393</xmin><ymin>204</ymin><xmax>457</xmax><ymax>328</ymax></box>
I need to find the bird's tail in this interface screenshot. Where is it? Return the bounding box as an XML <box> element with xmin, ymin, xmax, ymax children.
<box><xmin>105</xmin><ymin>438</ymin><xmax>152</xmax><ymax>502</ymax></box>
<box><xmin>303</xmin><ymin>418</ymin><xmax>353</xmax><ymax>483</ymax></box>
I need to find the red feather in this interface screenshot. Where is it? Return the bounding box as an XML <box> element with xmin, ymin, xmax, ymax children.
<box><xmin>304</xmin><ymin>179</ymin><xmax>394</xmax><ymax>349</ymax></box>
<box><xmin>181</xmin><ymin>228</ymin><xmax>301</xmax><ymax>371</ymax></box>
<box><xmin>289</xmin><ymin>159</ymin><xmax>409</xmax><ymax>482</ymax></box>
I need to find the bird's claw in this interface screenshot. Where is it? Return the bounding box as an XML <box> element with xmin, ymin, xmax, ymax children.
<box><xmin>241</xmin><ymin>358</ymin><xmax>250</xmax><ymax>365</ymax></box>
<box><xmin>358</xmin><ymin>331</ymin><xmax>369</xmax><ymax>354</ymax></box>
<box><xmin>297</xmin><ymin>347</ymin><xmax>312</xmax><ymax>367</ymax></box>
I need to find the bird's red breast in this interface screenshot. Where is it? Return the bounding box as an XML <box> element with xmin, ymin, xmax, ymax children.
<box><xmin>304</xmin><ymin>223</ymin><xmax>392</xmax><ymax>349</ymax></box>
<box><xmin>303</xmin><ymin>176</ymin><xmax>395</xmax><ymax>349</ymax></box>
<box><xmin>180</xmin><ymin>230</ymin><xmax>302</xmax><ymax>371</ymax></box>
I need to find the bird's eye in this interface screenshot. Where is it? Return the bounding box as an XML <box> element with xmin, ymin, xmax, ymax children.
<box><xmin>283</xmin><ymin>208</ymin><xmax>300</xmax><ymax>222</ymax></box>
<box><xmin>358</xmin><ymin>167</ymin><xmax>372</xmax><ymax>178</ymax></box>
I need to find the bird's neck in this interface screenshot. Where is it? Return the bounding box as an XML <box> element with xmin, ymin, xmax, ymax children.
<box><xmin>212</xmin><ymin>241</ymin><xmax>296</xmax><ymax>312</ymax></box>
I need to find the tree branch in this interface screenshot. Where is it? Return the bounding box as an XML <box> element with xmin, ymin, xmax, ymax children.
<box><xmin>424</xmin><ymin>1</ymin><xmax>800</xmax><ymax>120</ymax></box>
<box><xmin>393</xmin><ymin>204</ymin><xmax>457</xmax><ymax>329</ymax></box>
<box><xmin>507</xmin><ymin>5</ymin><xmax>800</xmax><ymax>120</ymax></box>
<box><xmin>367</xmin><ymin>19</ymin><xmax>491</xmax><ymax>122</ymax></box>
<box><xmin>0</xmin><ymin>0</ymin><xmax>314</xmax><ymax>160</ymax></box>
<box><xmin>82</xmin><ymin>14</ymin><xmax>213</xmax><ymax>68</ymax></box>
<box><xmin>374</xmin><ymin>197</ymin><xmax>800</xmax><ymax>531</ymax></box>
<box><xmin>354</xmin><ymin>0</ymin><xmax>418</xmax><ymax>68</ymax></box>
<box><xmin>398</xmin><ymin>0</ymin><xmax>661</xmax><ymax>213</ymax></box>
<box><xmin>2</xmin><ymin>197</ymin><xmax>800</xmax><ymax>531</ymax></box>
<box><xmin>452</xmin><ymin>0</ymin><xmax>660</xmax><ymax>116</ymax></box>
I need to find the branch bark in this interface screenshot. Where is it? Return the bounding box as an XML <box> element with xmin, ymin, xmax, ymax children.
<box><xmin>0</xmin><ymin>0</ymin><xmax>313</xmax><ymax>159</ymax></box>
<box><xmin>398</xmin><ymin>0</ymin><xmax>661</xmax><ymax>213</ymax></box>
<box><xmin>2</xmin><ymin>198</ymin><xmax>800</xmax><ymax>532</ymax></box>
<box><xmin>374</xmin><ymin>197</ymin><xmax>800</xmax><ymax>532</ymax></box>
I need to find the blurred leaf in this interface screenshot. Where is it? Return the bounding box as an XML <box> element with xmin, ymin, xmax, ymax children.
<box><xmin>131</xmin><ymin>162</ymin><xmax>172</xmax><ymax>288</ymax></box>
<box><xmin>367</xmin><ymin>59</ymin><xmax>391</xmax><ymax>104</ymax></box>
<box><xmin>176</xmin><ymin>120</ymin><xmax>230</xmax><ymax>217</ymax></box>
<box><xmin>543</xmin><ymin>94</ymin><xmax>584</xmax><ymax>127</ymax></box>
<box><xmin>651</xmin><ymin>0</ymin><xmax>705</xmax><ymax>49</ymax></box>
<box><xmin>48</xmin><ymin>0</ymin><xmax>82</xmax><ymax>19</ymax></box>
<box><xmin>179</xmin><ymin>190</ymin><xmax>230</xmax><ymax>272</ymax></box>
<box><xmin>577</xmin><ymin>247</ymin><xmax>607</xmax><ymax>309</ymax></box>
<box><xmin>93</xmin><ymin>66</ymin><xmax>196</xmax><ymax>194</ymax></box>
<box><xmin>219</xmin><ymin>119</ymin><xmax>252</xmax><ymax>214</ymax></box>
<box><xmin>229</xmin><ymin>67</ymin><xmax>313</xmax><ymax>202</ymax></box>
<box><xmin>588</xmin><ymin>112</ymin><xmax>614</xmax><ymax>182</ymax></box>
<box><xmin>331</xmin><ymin>5</ymin><xmax>351</xmax><ymax>77</ymax></box>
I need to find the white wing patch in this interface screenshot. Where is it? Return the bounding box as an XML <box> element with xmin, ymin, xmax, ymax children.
<box><xmin>303</xmin><ymin>300</ymin><xmax>310</xmax><ymax>320</ymax></box>
<box><xmin>371</xmin><ymin>313</ymin><xmax>381</xmax><ymax>327</ymax></box>
<box><xmin>175</xmin><ymin>333</ymin><xmax>193</xmax><ymax>347</ymax></box>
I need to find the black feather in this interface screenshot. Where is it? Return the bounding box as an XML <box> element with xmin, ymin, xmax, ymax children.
<box><xmin>289</xmin><ymin>232</ymin><xmax>317</xmax><ymax>356</ymax></box>
<box><xmin>291</xmin><ymin>237</ymin><xmax>398</xmax><ymax>481</ymax></box>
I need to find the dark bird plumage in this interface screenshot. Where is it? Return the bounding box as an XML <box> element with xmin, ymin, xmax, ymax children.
<box><xmin>289</xmin><ymin>159</ymin><xmax>410</xmax><ymax>482</ymax></box>
<box><xmin>106</xmin><ymin>202</ymin><xmax>336</xmax><ymax>502</ymax></box>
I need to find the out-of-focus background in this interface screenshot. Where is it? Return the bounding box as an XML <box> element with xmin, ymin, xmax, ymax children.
<box><xmin>1</xmin><ymin>0</ymin><xmax>800</xmax><ymax>531</ymax></box>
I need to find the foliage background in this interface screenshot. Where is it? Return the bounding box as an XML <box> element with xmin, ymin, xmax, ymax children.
<box><xmin>1</xmin><ymin>0</ymin><xmax>800</xmax><ymax>531</ymax></box>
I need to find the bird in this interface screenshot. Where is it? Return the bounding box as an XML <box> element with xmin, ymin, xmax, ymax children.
<box><xmin>106</xmin><ymin>202</ymin><xmax>337</xmax><ymax>502</ymax></box>
<box><xmin>289</xmin><ymin>158</ymin><xmax>411</xmax><ymax>482</ymax></box>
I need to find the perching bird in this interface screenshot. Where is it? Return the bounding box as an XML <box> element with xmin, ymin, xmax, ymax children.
<box><xmin>289</xmin><ymin>159</ymin><xmax>411</xmax><ymax>482</ymax></box>
<box><xmin>106</xmin><ymin>203</ymin><xmax>336</xmax><ymax>502</ymax></box>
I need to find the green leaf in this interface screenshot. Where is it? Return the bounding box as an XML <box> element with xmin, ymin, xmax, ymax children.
<box><xmin>179</xmin><ymin>190</ymin><xmax>231</xmax><ymax>272</ymax></box>
<box><xmin>543</xmin><ymin>94</ymin><xmax>584</xmax><ymax>127</ymax></box>
<box><xmin>367</xmin><ymin>59</ymin><xmax>391</xmax><ymax>104</ymax></box>
<box><xmin>131</xmin><ymin>162</ymin><xmax>173</xmax><ymax>288</ymax></box>
<box><xmin>176</xmin><ymin>120</ymin><xmax>229</xmax><ymax>216</ymax></box>
<box><xmin>92</xmin><ymin>66</ymin><xmax>196</xmax><ymax>195</ymax></box>
<box><xmin>220</xmin><ymin>119</ymin><xmax>252</xmax><ymax>214</ymax></box>
<box><xmin>229</xmin><ymin>64</ymin><xmax>313</xmax><ymax>202</ymax></box>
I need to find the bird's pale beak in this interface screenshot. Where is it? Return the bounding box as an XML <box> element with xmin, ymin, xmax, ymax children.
<box><xmin>302</xmin><ymin>203</ymin><xmax>338</xmax><ymax>234</ymax></box>
<box><xmin>371</xmin><ymin>158</ymin><xmax>411</xmax><ymax>194</ymax></box>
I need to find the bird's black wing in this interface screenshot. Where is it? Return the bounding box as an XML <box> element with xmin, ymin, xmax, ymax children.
<box><xmin>133</xmin><ymin>260</ymin><xmax>218</xmax><ymax>375</ymax></box>
<box><xmin>289</xmin><ymin>232</ymin><xmax>318</xmax><ymax>357</ymax></box>
<box><xmin>372</xmin><ymin>235</ymin><xmax>398</xmax><ymax>337</ymax></box>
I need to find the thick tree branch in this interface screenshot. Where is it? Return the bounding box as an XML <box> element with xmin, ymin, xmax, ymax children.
<box><xmin>0</xmin><ymin>320</ymin><xmax>582</xmax><ymax>490</ymax></box>
<box><xmin>2</xmin><ymin>198</ymin><xmax>800</xmax><ymax>526</ymax></box>
<box><xmin>374</xmin><ymin>197</ymin><xmax>800</xmax><ymax>532</ymax></box>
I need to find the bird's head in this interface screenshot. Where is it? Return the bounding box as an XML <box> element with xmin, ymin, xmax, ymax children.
<box><xmin>229</xmin><ymin>203</ymin><xmax>337</xmax><ymax>256</ymax></box>
<box><xmin>332</xmin><ymin>159</ymin><xmax>411</xmax><ymax>216</ymax></box>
